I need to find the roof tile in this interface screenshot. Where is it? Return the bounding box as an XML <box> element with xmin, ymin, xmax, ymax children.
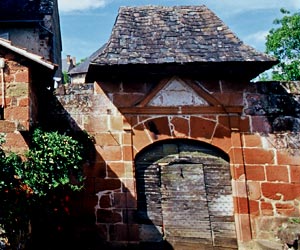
<box><xmin>92</xmin><ymin>5</ymin><xmax>276</xmax><ymax>66</ymax></box>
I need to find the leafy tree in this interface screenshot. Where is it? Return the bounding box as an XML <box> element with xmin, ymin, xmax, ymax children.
<box><xmin>265</xmin><ymin>8</ymin><xmax>300</xmax><ymax>81</ymax></box>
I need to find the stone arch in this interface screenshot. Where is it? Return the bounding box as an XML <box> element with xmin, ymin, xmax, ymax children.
<box><xmin>131</xmin><ymin>115</ymin><xmax>232</xmax><ymax>157</ymax></box>
<box><xmin>134</xmin><ymin>138</ymin><xmax>238</xmax><ymax>250</ymax></box>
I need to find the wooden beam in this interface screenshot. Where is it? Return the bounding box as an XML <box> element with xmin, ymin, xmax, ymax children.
<box><xmin>119</xmin><ymin>106</ymin><xmax>243</xmax><ymax>114</ymax></box>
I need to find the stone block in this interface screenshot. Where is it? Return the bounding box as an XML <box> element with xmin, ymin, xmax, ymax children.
<box><xmin>245</xmin><ymin>165</ymin><xmax>265</xmax><ymax>181</ymax></box>
<box><xmin>190</xmin><ymin>116</ymin><xmax>216</xmax><ymax>140</ymax></box>
<box><xmin>247</xmin><ymin>181</ymin><xmax>261</xmax><ymax>200</ymax></box>
<box><xmin>277</xmin><ymin>151</ymin><xmax>300</xmax><ymax>165</ymax></box>
<box><xmin>232</xmin><ymin>180</ymin><xmax>247</xmax><ymax>198</ymax></box>
<box><xmin>243</xmin><ymin>134</ymin><xmax>262</xmax><ymax>148</ymax></box>
<box><xmin>231</xmin><ymin>164</ymin><xmax>245</xmax><ymax>180</ymax></box>
<box><xmin>234</xmin><ymin>214</ymin><xmax>252</xmax><ymax>242</ymax></box>
<box><xmin>109</xmin><ymin>224</ymin><xmax>139</xmax><ymax>241</ymax></box>
<box><xmin>110</xmin><ymin>115</ymin><xmax>124</xmax><ymax>131</ymax></box>
<box><xmin>275</xmin><ymin>203</ymin><xmax>297</xmax><ymax>216</ymax></box>
<box><xmin>15</xmin><ymin>70</ymin><xmax>29</xmax><ymax>83</ymax></box>
<box><xmin>94</xmin><ymin>132</ymin><xmax>121</xmax><ymax>146</ymax></box>
<box><xmin>97</xmin><ymin>209</ymin><xmax>122</xmax><ymax>223</ymax></box>
<box><xmin>234</xmin><ymin>197</ymin><xmax>249</xmax><ymax>214</ymax></box>
<box><xmin>170</xmin><ymin>116</ymin><xmax>189</xmax><ymax>137</ymax></box>
<box><xmin>243</xmin><ymin>148</ymin><xmax>275</xmax><ymax>165</ymax></box>
<box><xmin>107</xmin><ymin>162</ymin><xmax>126</xmax><ymax>178</ymax></box>
<box><xmin>83</xmin><ymin>115</ymin><xmax>109</xmax><ymax>132</ymax></box>
<box><xmin>114</xmin><ymin>192</ymin><xmax>137</xmax><ymax>209</ymax></box>
<box><xmin>290</xmin><ymin>165</ymin><xmax>300</xmax><ymax>183</ymax></box>
<box><xmin>228</xmin><ymin>148</ymin><xmax>244</xmax><ymax>165</ymax></box>
<box><xmin>132</xmin><ymin>124</ymin><xmax>152</xmax><ymax>152</ymax></box>
<box><xmin>95</xmin><ymin>145</ymin><xmax>122</xmax><ymax>161</ymax></box>
<box><xmin>95</xmin><ymin>178</ymin><xmax>121</xmax><ymax>192</ymax></box>
<box><xmin>261</xmin><ymin>202</ymin><xmax>274</xmax><ymax>216</ymax></box>
<box><xmin>0</xmin><ymin>120</ymin><xmax>16</xmax><ymax>132</ymax></box>
<box><xmin>249</xmin><ymin>200</ymin><xmax>259</xmax><ymax>215</ymax></box>
<box><xmin>123</xmin><ymin>145</ymin><xmax>133</xmax><ymax>161</ymax></box>
<box><xmin>261</xmin><ymin>182</ymin><xmax>300</xmax><ymax>201</ymax></box>
<box><xmin>266</xmin><ymin>166</ymin><xmax>289</xmax><ymax>182</ymax></box>
<box><xmin>100</xmin><ymin>194</ymin><xmax>112</xmax><ymax>208</ymax></box>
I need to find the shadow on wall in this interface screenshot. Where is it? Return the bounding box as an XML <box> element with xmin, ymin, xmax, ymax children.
<box><xmin>246</xmin><ymin>81</ymin><xmax>300</xmax><ymax>133</ymax></box>
<box><xmin>245</xmin><ymin>81</ymin><xmax>300</xmax><ymax>154</ymax></box>
<box><xmin>29</xmin><ymin>87</ymin><xmax>174</xmax><ymax>250</ymax></box>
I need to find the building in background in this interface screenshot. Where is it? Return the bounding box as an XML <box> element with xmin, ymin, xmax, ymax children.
<box><xmin>0</xmin><ymin>0</ymin><xmax>62</xmax><ymax>78</ymax></box>
<box><xmin>0</xmin><ymin>0</ymin><xmax>61</xmax><ymax>152</ymax></box>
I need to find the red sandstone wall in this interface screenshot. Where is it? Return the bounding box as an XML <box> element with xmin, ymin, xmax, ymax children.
<box><xmin>0</xmin><ymin>54</ymin><xmax>30</xmax><ymax>153</ymax></box>
<box><xmin>54</xmin><ymin>79</ymin><xmax>300</xmax><ymax>248</ymax></box>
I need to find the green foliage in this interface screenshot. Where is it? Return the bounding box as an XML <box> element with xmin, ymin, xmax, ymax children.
<box><xmin>0</xmin><ymin>138</ymin><xmax>30</xmax><ymax>249</ymax></box>
<box><xmin>19</xmin><ymin>128</ymin><xmax>84</xmax><ymax>196</ymax></box>
<box><xmin>62</xmin><ymin>70</ymin><xmax>70</xmax><ymax>84</ymax></box>
<box><xmin>288</xmin><ymin>217</ymin><xmax>300</xmax><ymax>224</ymax></box>
<box><xmin>0</xmin><ymin>133</ymin><xmax>5</xmax><ymax>145</ymax></box>
<box><xmin>266</xmin><ymin>8</ymin><xmax>300</xmax><ymax>81</ymax></box>
<box><xmin>0</xmin><ymin>129</ymin><xmax>85</xmax><ymax>248</ymax></box>
<box><xmin>76</xmin><ymin>58</ymin><xmax>87</xmax><ymax>66</ymax></box>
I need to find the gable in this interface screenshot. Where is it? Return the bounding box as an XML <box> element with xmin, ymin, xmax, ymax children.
<box><xmin>119</xmin><ymin>77</ymin><xmax>243</xmax><ymax>115</ymax></box>
<box><xmin>148</xmin><ymin>78</ymin><xmax>209</xmax><ymax>107</ymax></box>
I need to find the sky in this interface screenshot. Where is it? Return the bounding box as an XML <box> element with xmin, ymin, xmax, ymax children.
<box><xmin>57</xmin><ymin>0</ymin><xmax>300</xmax><ymax>61</ymax></box>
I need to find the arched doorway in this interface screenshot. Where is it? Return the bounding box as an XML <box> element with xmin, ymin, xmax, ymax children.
<box><xmin>135</xmin><ymin>139</ymin><xmax>237</xmax><ymax>250</ymax></box>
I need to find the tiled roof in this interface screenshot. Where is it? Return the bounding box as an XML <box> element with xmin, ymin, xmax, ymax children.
<box><xmin>92</xmin><ymin>5</ymin><xmax>276</xmax><ymax>66</ymax></box>
<box><xmin>0</xmin><ymin>39</ymin><xmax>56</xmax><ymax>70</ymax></box>
<box><xmin>68</xmin><ymin>45</ymin><xmax>106</xmax><ymax>75</ymax></box>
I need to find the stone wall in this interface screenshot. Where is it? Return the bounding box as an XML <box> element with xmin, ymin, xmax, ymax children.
<box><xmin>0</xmin><ymin>49</ymin><xmax>31</xmax><ymax>153</ymax></box>
<box><xmin>51</xmin><ymin>79</ymin><xmax>300</xmax><ymax>249</ymax></box>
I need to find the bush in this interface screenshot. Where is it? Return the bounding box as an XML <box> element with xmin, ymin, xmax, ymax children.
<box><xmin>19</xmin><ymin>128</ymin><xmax>84</xmax><ymax>196</ymax></box>
<box><xmin>0</xmin><ymin>129</ymin><xmax>84</xmax><ymax>249</ymax></box>
<box><xmin>0</xmin><ymin>135</ymin><xmax>30</xmax><ymax>249</ymax></box>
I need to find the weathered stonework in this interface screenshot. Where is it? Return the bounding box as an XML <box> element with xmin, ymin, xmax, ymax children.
<box><xmin>1</xmin><ymin>4</ymin><xmax>299</xmax><ymax>249</ymax></box>
<box><xmin>52</xmin><ymin>78</ymin><xmax>300</xmax><ymax>249</ymax></box>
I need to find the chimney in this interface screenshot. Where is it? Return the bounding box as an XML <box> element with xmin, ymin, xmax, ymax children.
<box><xmin>66</xmin><ymin>55</ymin><xmax>71</xmax><ymax>64</ymax></box>
<box><xmin>72</xmin><ymin>57</ymin><xmax>76</xmax><ymax>65</ymax></box>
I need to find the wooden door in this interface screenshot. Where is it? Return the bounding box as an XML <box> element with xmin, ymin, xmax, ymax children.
<box><xmin>135</xmin><ymin>141</ymin><xmax>237</xmax><ymax>250</ymax></box>
<box><xmin>161</xmin><ymin>163</ymin><xmax>213</xmax><ymax>249</ymax></box>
